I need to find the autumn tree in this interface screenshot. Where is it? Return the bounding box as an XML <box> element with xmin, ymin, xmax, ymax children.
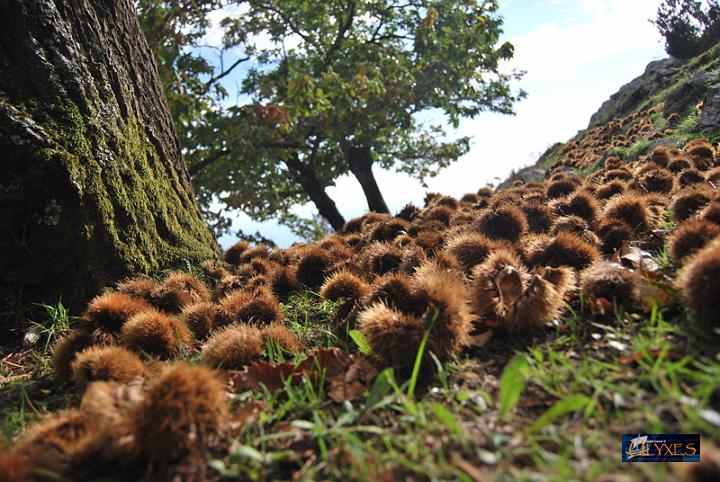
<box><xmin>140</xmin><ymin>0</ymin><xmax>524</xmax><ymax>235</ymax></box>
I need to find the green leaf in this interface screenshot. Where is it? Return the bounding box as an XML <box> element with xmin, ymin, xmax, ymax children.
<box><xmin>527</xmin><ymin>395</ymin><xmax>590</xmax><ymax>434</ymax></box>
<box><xmin>498</xmin><ymin>354</ymin><xmax>530</xmax><ymax>421</ymax></box>
<box><xmin>349</xmin><ymin>329</ymin><xmax>372</xmax><ymax>355</ymax></box>
<box><xmin>429</xmin><ymin>402</ymin><xmax>464</xmax><ymax>439</ymax></box>
<box><xmin>365</xmin><ymin>368</ymin><xmax>396</xmax><ymax>409</ymax></box>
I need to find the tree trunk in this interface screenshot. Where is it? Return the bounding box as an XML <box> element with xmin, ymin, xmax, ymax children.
<box><xmin>0</xmin><ymin>0</ymin><xmax>218</xmax><ymax>323</ymax></box>
<box><xmin>346</xmin><ymin>145</ymin><xmax>390</xmax><ymax>214</ymax></box>
<box><xmin>285</xmin><ymin>154</ymin><xmax>346</xmax><ymax>231</ymax></box>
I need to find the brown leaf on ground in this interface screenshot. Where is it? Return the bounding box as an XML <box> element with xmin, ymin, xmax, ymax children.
<box><xmin>230</xmin><ymin>400</ymin><xmax>267</xmax><ymax>433</ymax></box>
<box><xmin>228</xmin><ymin>348</ymin><xmax>353</xmax><ymax>393</ymax></box>
<box><xmin>327</xmin><ymin>354</ymin><xmax>378</xmax><ymax>402</ymax></box>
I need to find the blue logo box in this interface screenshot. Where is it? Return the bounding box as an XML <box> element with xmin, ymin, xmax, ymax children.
<box><xmin>622</xmin><ymin>434</ymin><xmax>700</xmax><ymax>462</ymax></box>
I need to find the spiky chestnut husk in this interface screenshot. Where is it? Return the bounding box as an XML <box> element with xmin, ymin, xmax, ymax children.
<box><xmin>248</xmin><ymin>257</ymin><xmax>272</xmax><ymax>276</ymax></box>
<box><xmin>460</xmin><ymin>193</ymin><xmax>480</xmax><ymax>204</ymax></box>
<box><xmin>224</xmin><ymin>240</ymin><xmax>250</xmax><ymax>265</ymax></box>
<box><xmin>668</xmin><ymin>157</ymin><xmax>692</xmax><ymax>173</ymax></box>
<box><xmin>320</xmin><ymin>270</ymin><xmax>370</xmax><ymax>303</ymax></box>
<box><xmin>71</xmin><ymin>345</ymin><xmax>144</xmax><ymax>388</ymax></box>
<box><xmin>270</xmin><ymin>266</ymin><xmax>300</xmax><ymax>301</ymax></box>
<box><xmin>669</xmin><ymin>219</ymin><xmax>720</xmax><ymax>263</ymax></box>
<box><xmin>201</xmin><ymin>324</ymin><xmax>264</xmax><ymax>369</ymax></box>
<box><xmin>671</xmin><ymin>188</ymin><xmax>713</xmax><ymax>222</ymax></box>
<box><xmin>220</xmin><ymin>288</ymin><xmax>283</xmax><ymax>325</ymax></box>
<box><xmin>476</xmin><ymin>204</ymin><xmax>528</xmax><ymax>243</ymax></box>
<box><xmin>180</xmin><ymin>302</ymin><xmax>228</xmax><ymax>339</ymax></box>
<box><xmin>363</xmin><ymin>242</ymin><xmax>403</xmax><ymax>276</ymax></box>
<box><xmin>413</xmin><ymin>263</ymin><xmax>473</xmax><ymax>360</ymax></box>
<box><xmin>238</xmin><ymin>245</ymin><xmax>270</xmax><ymax>264</ymax></box>
<box><xmin>342</xmin><ymin>216</ymin><xmax>365</xmax><ymax>233</ymax></box>
<box><xmin>701</xmin><ymin>202</ymin><xmax>720</xmax><ymax>225</ymax></box>
<box><xmin>706</xmin><ymin>167</ymin><xmax>720</xmax><ymax>184</ymax></box>
<box><xmin>200</xmin><ymin>260</ymin><xmax>232</xmax><ymax>282</ymax></box>
<box><xmin>216</xmin><ymin>275</ymin><xmax>245</xmax><ymax>299</ymax></box>
<box><xmin>413</xmin><ymin>224</ymin><xmax>446</xmax><ymax>252</ymax></box>
<box><xmin>115</xmin><ymin>277</ymin><xmax>157</xmax><ymax>303</ymax></box>
<box><xmin>396</xmin><ymin>203</ymin><xmax>421</xmax><ymax>222</ymax></box>
<box><xmin>9</xmin><ymin>410</ymin><xmax>97</xmax><ymax>481</ymax></box>
<box><xmin>357</xmin><ymin>303</ymin><xmax>426</xmax><ymax>371</ymax></box>
<box><xmin>422</xmin><ymin>205</ymin><xmax>455</xmax><ymax>226</ymax></box>
<box><xmin>296</xmin><ymin>247</ymin><xmax>334</xmax><ymax>288</ymax></box>
<box><xmin>505</xmin><ymin>274</ymin><xmax>565</xmax><ymax>334</ymax></box>
<box><xmin>368</xmin><ymin>218</ymin><xmax>408</xmax><ymax>243</ymax></box>
<box><xmin>685</xmin><ymin>138</ymin><xmax>715</xmax><ymax>166</ymax></box>
<box><xmin>534</xmin><ymin>265</ymin><xmax>577</xmax><ymax>296</ymax></box>
<box><xmin>545</xmin><ymin>178</ymin><xmax>579</xmax><ymax>199</ymax></box>
<box><xmin>559</xmin><ymin>191</ymin><xmax>599</xmax><ymax>222</ymax></box>
<box><xmin>551</xmin><ymin>215</ymin><xmax>589</xmax><ymax>236</ymax></box>
<box><xmin>470</xmin><ymin>248</ymin><xmax>528</xmax><ymax>321</ymax></box>
<box><xmin>649</xmin><ymin>146</ymin><xmax>671</xmax><ymax>167</ymax></box>
<box><xmin>477</xmin><ymin>187</ymin><xmax>494</xmax><ymax>198</ymax></box>
<box><xmin>525</xmin><ymin>232</ymin><xmax>601</xmax><ymax>271</ymax></box>
<box><xmin>636</xmin><ymin>169</ymin><xmax>675</xmax><ymax>194</ymax></box>
<box><xmin>595</xmin><ymin>180</ymin><xmax>626</xmax><ymax>200</ymax></box>
<box><xmin>79</xmin><ymin>292</ymin><xmax>150</xmax><ymax>345</ymax></box>
<box><xmin>399</xmin><ymin>245</ymin><xmax>429</xmax><ymax>274</ymax></box>
<box><xmin>678</xmin><ymin>168</ymin><xmax>706</xmax><ymax>187</ymax></box>
<box><xmin>603</xmin><ymin>168</ymin><xmax>633</xmax><ymax>182</ymax></box>
<box><xmin>580</xmin><ymin>261</ymin><xmax>642</xmax><ymax>315</ymax></box>
<box><xmin>521</xmin><ymin>203</ymin><xmax>553</xmax><ymax>234</ymax></box>
<box><xmin>120</xmin><ymin>309</ymin><xmax>191</xmax><ymax>358</ymax></box>
<box><xmin>52</xmin><ymin>330</ymin><xmax>93</xmax><ymax>381</ymax></box>
<box><xmin>444</xmin><ymin>232</ymin><xmax>498</xmax><ymax>274</ymax></box>
<box><xmin>678</xmin><ymin>237</ymin><xmax>720</xmax><ymax>329</ymax></box>
<box><xmin>130</xmin><ymin>364</ymin><xmax>229</xmax><ymax>463</ymax></box>
<box><xmin>605</xmin><ymin>156</ymin><xmax>624</xmax><ymax>169</ymax></box>
<box><xmin>603</xmin><ymin>193</ymin><xmax>653</xmax><ymax>232</ymax></box>
<box><xmin>150</xmin><ymin>272</ymin><xmax>210</xmax><ymax>314</ymax></box>
<box><xmin>596</xmin><ymin>219</ymin><xmax>633</xmax><ymax>256</ymax></box>
<box><xmin>366</xmin><ymin>272</ymin><xmax>428</xmax><ymax>316</ymax></box>
<box><xmin>261</xmin><ymin>324</ymin><xmax>303</xmax><ymax>354</ymax></box>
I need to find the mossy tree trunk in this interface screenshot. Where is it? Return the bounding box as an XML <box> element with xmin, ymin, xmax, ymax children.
<box><xmin>0</xmin><ymin>0</ymin><xmax>218</xmax><ymax>325</ymax></box>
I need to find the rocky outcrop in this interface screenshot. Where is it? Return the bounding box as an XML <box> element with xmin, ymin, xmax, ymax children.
<box><xmin>588</xmin><ymin>58</ymin><xmax>683</xmax><ymax>128</ymax></box>
<box><xmin>664</xmin><ymin>71</ymin><xmax>718</xmax><ymax>116</ymax></box>
<box><xmin>698</xmin><ymin>80</ymin><xmax>720</xmax><ymax>131</ymax></box>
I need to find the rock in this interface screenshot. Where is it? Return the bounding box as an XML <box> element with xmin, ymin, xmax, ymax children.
<box><xmin>496</xmin><ymin>167</ymin><xmax>546</xmax><ymax>190</ymax></box>
<box><xmin>588</xmin><ymin>58</ymin><xmax>684</xmax><ymax>128</ymax></box>
<box><xmin>663</xmin><ymin>71</ymin><xmax>718</xmax><ymax>117</ymax></box>
<box><xmin>647</xmin><ymin>136</ymin><xmax>684</xmax><ymax>152</ymax></box>
<box><xmin>698</xmin><ymin>82</ymin><xmax>720</xmax><ymax>132</ymax></box>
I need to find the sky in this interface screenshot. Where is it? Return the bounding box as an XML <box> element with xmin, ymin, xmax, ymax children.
<box><xmin>211</xmin><ymin>0</ymin><xmax>667</xmax><ymax>249</ymax></box>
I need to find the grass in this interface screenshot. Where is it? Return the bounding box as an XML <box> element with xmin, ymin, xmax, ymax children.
<box><xmin>204</xmin><ymin>283</ymin><xmax>720</xmax><ymax>480</ymax></box>
<box><xmin>2</xmin><ymin>288</ymin><xmax>719</xmax><ymax>480</ymax></box>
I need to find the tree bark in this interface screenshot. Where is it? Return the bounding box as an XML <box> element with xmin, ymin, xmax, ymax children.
<box><xmin>0</xmin><ymin>0</ymin><xmax>218</xmax><ymax>323</ymax></box>
<box><xmin>285</xmin><ymin>154</ymin><xmax>346</xmax><ymax>231</ymax></box>
<box><xmin>345</xmin><ymin>145</ymin><xmax>390</xmax><ymax>214</ymax></box>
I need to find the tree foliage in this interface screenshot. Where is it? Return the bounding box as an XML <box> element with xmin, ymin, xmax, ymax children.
<box><xmin>138</xmin><ymin>0</ymin><xmax>524</xmax><ymax>237</ymax></box>
<box><xmin>653</xmin><ymin>0</ymin><xmax>720</xmax><ymax>59</ymax></box>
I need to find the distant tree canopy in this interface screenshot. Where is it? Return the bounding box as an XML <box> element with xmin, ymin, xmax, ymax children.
<box><xmin>653</xmin><ymin>0</ymin><xmax>720</xmax><ymax>59</ymax></box>
<box><xmin>138</xmin><ymin>0</ymin><xmax>524</xmax><ymax>238</ymax></box>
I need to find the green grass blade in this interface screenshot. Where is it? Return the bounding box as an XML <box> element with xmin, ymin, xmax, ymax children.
<box><xmin>498</xmin><ymin>354</ymin><xmax>530</xmax><ymax>421</ymax></box>
<box><xmin>527</xmin><ymin>394</ymin><xmax>590</xmax><ymax>433</ymax></box>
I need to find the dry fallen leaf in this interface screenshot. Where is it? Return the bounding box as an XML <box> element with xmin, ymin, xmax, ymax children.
<box><xmin>228</xmin><ymin>348</ymin><xmax>353</xmax><ymax>393</ymax></box>
<box><xmin>327</xmin><ymin>354</ymin><xmax>378</xmax><ymax>402</ymax></box>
